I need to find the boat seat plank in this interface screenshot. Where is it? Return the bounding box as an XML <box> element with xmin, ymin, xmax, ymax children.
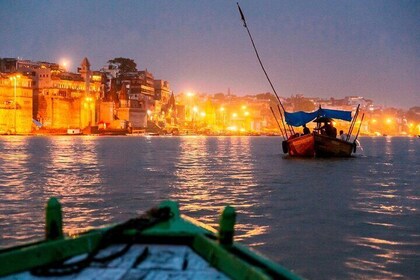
<box><xmin>134</xmin><ymin>245</ymin><xmax>187</xmax><ymax>270</ymax></box>
<box><xmin>183</xmin><ymin>250</ymin><xmax>214</xmax><ymax>270</ymax></box>
<box><xmin>105</xmin><ymin>245</ymin><xmax>146</xmax><ymax>269</ymax></box>
<box><xmin>94</xmin><ymin>244</ymin><xmax>127</xmax><ymax>259</ymax></box>
<box><xmin>62</xmin><ymin>253</ymin><xmax>89</xmax><ymax>265</ymax></box>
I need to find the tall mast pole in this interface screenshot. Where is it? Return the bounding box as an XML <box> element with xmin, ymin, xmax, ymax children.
<box><xmin>237</xmin><ymin>3</ymin><xmax>286</xmax><ymax>113</ymax></box>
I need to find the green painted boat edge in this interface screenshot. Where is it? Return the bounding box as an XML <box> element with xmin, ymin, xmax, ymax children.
<box><xmin>192</xmin><ymin>234</ymin><xmax>301</xmax><ymax>280</ymax></box>
<box><xmin>0</xmin><ymin>229</ymin><xmax>105</xmax><ymax>276</ymax></box>
<box><xmin>0</xmin><ymin>199</ymin><xmax>303</xmax><ymax>280</ymax></box>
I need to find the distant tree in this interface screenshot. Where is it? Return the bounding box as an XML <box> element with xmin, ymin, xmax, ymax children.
<box><xmin>107</xmin><ymin>57</ymin><xmax>137</xmax><ymax>74</ymax></box>
<box><xmin>407</xmin><ymin>106</ymin><xmax>420</xmax><ymax>122</ymax></box>
<box><xmin>256</xmin><ymin>92</ymin><xmax>275</xmax><ymax>101</ymax></box>
<box><xmin>408</xmin><ymin>106</ymin><xmax>420</xmax><ymax>113</ymax></box>
<box><xmin>213</xmin><ymin>93</ymin><xmax>225</xmax><ymax>99</ymax></box>
<box><xmin>290</xmin><ymin>95</ymin><xmax>315</xmax><ymax>112</ymax></box>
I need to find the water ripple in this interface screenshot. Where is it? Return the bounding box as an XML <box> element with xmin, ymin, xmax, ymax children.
<box><xmin>0</xmin><ymin>136</ymin><xmax>418</xmax><ymax>280</ymax></box>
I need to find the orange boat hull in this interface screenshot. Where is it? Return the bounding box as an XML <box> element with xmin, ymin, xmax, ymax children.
<box><xmin>284</xmin><ymin>133</ymin><xmax>354</xmax><ymax>157</ymax></box>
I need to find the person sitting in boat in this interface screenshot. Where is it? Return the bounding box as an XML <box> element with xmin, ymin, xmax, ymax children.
<box><xmin>321</xmin><ymin>122</ymin><xmax>337</xmax><ymax>138</ymax></box>
<box><xmin>302</xmin><ymin>124</ymin><xmax>310</xmax><ymax>135</ymax></box>
<box><xmin>339</xmin><ymin>130</ymin><xmax>347</xmax><ymax>140</ymax></box>
<box><xmin>320</xmin><ymin>122</ymin><xmax>329</xmax><ymax>135</ymax></box>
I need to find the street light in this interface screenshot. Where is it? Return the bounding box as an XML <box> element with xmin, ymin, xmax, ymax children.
<box><xmin>9</xmin><ymin>75</ymin><xmax>21</xmax><ymax>134</ymax></box>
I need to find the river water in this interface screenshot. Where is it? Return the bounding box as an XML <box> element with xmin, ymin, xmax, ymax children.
<box><xmin>0</xmin><ymin>135</ymin><xmax>418</xmax><ymax>279</ymax></box>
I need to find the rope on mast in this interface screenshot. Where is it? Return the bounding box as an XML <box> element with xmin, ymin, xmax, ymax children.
<box><xmin>270</xmin><ymin>107</ymin><xmax>286</xmax><ymax>139</ymax></box>
<box><xmin>347</xmin><ymin>104</ymin><xmax>360</xmax><ymax>141</ymax></box>
<box><xmin>237</xmin><ymin>2</ymin><xmax>286</xmax><ymax>114</ymax></box>
<box><xmin>353</xmin><ymin>113</ymin><xmax>365</xmax><ymax>143</ymax></box>
<box><xmin>277</xmin><ymin>104</ymin><xmax>291</xmax><ymax>137</ymax></box>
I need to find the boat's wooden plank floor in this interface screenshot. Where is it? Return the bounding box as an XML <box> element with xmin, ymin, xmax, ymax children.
<box><xmin>2</xmin><ymin>245</ymin><xmax>229</xmax><ymax>280</ymax></box>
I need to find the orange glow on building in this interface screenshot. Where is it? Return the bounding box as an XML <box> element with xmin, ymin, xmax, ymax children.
<box><xmin>0</xmin><ymin>74</ymin><xmax>33</xmax><ymax>134</ymax></box>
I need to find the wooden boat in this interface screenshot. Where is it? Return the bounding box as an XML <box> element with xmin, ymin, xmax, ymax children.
<box><xmin>285</xmin><ymin>132</ymin><xmax>355</xmax><ymax>157</ymax></box>
<box><xmin>281</xmin><ymin>107</ymin><xmax>360</xmax><ymax>158</ymax></box>
<box><xmin>0</xmin><ymin>197</ymin><xmax>302</xmax><ymax>280</ymax></box>
<box><xmin>236</xmin><ymin>4</ymin><xmax>363</xmax><ymax>159</ymax></box>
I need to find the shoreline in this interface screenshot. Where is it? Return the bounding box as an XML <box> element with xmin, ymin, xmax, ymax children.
<box><xmin>0</xmin><ymin>133</ymin><xmax>418</xmax><ymax>138</ymax></box>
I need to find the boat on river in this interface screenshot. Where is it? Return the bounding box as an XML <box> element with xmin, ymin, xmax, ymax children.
<box><xmin>285</xmin><ymin>131</ymin><xmax>355</xmax><ymax>157</ymax></box>
<box><xmin>282</xmin><ymin>107</ymin><xmax>359</xmax><ymax>157</ymax></box>
<box><xmin>0</xmin><ymin>197</ymin><xmax>301</xmax><ymax>280</ymax></box>
<box><xmin>237</xmin><ymin>4</ymin><xmax>363</xmax><ymax>158</ymax></box>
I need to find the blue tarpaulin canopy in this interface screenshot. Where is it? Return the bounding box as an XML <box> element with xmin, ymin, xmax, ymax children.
<box><xmin>284</xmin><ymin>108</ymin><xmax>352</xmax><ymax>127</ymax></box>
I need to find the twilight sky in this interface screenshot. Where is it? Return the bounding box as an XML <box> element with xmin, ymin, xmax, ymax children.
<box><xmin>1</xmin><ymin>0</ymin><xmax>419</xmax><ymax>108</ymax></box>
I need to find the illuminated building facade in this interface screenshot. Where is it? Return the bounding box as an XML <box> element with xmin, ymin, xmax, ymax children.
<box><xmin>0</xmin><ymin>73</ymin><xmax>33</xmax><ymax>134</ymax></box>
<box><xmin>138</xmin><ymin>70</ymin><xmax>156</xmax><ymax>115</ymax></box>
<box><xmin>114</xmin><ymin>72</ymin><xmax>148</xmax><ymax>130</ymax></box>
<box><xmin>154</xmin><ymin>80</ymin><xmax>174</xmax><ymax>125</ymax></box>
<box><xmin>34</xmin><ymin>58</ymin><xmax>101</xmax><ymax>130</ymax></box>
<box><xmin>99</xmin><ymin>68</ymin><xmax>171</xmax><ymax>131</ymax></box>
<box><xmin>2</xmin><ymin>57</ymin><xmax>418</xmax><ymax>136</ymax></box>
<box><xmin>0</xmin><ymin>57</ymin><xmax>101</xmax><ymax>133</ymax></box>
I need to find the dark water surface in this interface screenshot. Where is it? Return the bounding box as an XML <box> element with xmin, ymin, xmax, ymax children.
<box><xmin>0</xmin><ymin>136</ymin><xmax>419</xmax><ymax>279</ymax></box>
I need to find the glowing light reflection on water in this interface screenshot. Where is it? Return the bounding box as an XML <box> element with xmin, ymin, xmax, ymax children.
<box><xmin>346</xmin><ymin>137</ymin><xmax>419</xmax><ymax>280</ymax></box>
<box><xmin>170</xmin><ymin>137</ymin><xmax>268</xmax><ymax>242</ymax></box>
<box><xmin>0</xmin><ymin>136</ymin><xmax>418</xmax><ymax>280</ymax></box>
